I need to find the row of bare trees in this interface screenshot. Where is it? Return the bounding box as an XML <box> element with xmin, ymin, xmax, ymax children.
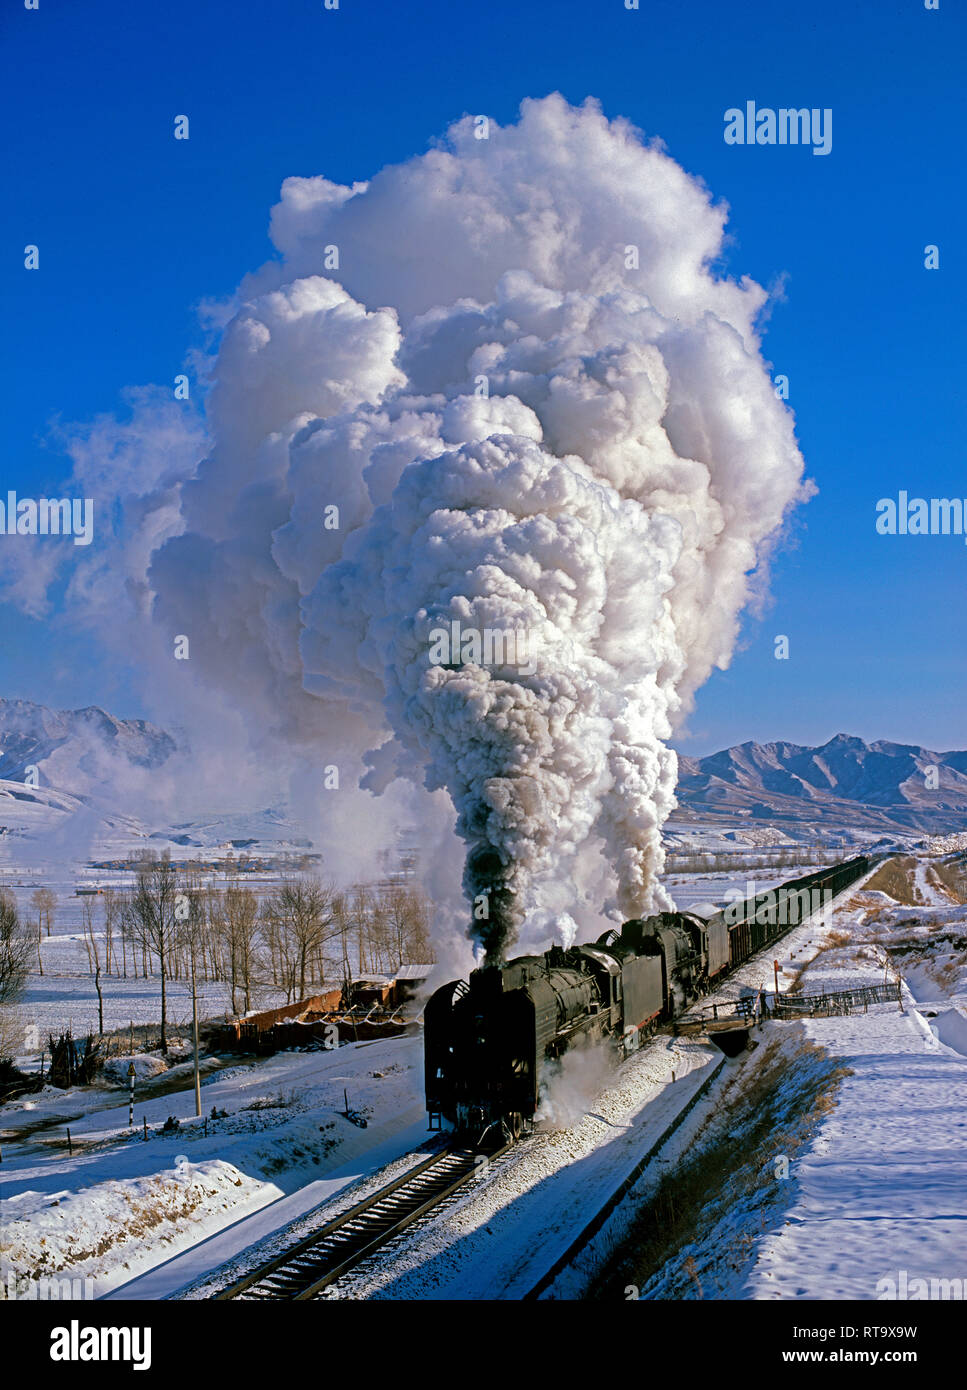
<box><xmin>665</xmin><ymin>847</ymin><xmax>839</xmax><ymax>875</ymax></box>
<box><xmin>36</xmin><ymin>855</ymin><xmax>434</xmax><ymax>1051</ymax></box>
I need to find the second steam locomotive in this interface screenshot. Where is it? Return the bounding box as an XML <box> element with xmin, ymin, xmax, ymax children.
<box><xmin>425</xmin><ymin>855</ymin><xmax>871</xmax><ymax>1136</ymax></box>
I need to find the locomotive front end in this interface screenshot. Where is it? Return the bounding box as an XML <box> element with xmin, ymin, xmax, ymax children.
<box><xmin>424</xmin><ymin>964</ymin><xmax>539</xmax><ymax>1136</ymax></box>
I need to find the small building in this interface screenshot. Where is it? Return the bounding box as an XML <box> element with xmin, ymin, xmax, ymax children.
<box><xmin>391</xmin><ymin>963</ymin><xmax>435</xmax><ymax>1004</ymax></box>
<box><xmin>349</xmin><ymin>975</ymin><xmax>393</xmax><ymax>1008</ymax></box>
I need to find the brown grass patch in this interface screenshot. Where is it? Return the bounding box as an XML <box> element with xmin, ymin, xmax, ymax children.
<box><xmin>862</xmin><ymin>856</ymin><xmax>922</xmax><ymax>905</ymax></box>
<box><xmin>785</xmin><ymin>930</ymin><xmax>853</xmax><ymax>993</ymax></box>
<box><xmin>927</xmin><ymin>861</ymin><xmax>967</xmax><ymax>904</ymax></box>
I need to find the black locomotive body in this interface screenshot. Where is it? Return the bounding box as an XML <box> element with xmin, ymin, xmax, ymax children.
<box><xmin>425</xmin><ymin>855</ymin><xmax>871</xmax><ymax>1134</ymax></box>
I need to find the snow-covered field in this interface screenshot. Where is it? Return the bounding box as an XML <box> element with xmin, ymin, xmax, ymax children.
<box><xmin>0</xmin><ymin>847</ymin><xmax>299</xmax><ymax>1044</ymax></box>
<box><xmin>16</xmin><ymin>935</ymin><xmax>237</xmax><ymax>1043</ymax></box>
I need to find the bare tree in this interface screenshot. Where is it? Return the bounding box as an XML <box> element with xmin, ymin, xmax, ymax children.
<box><xmin>344</xmin><ymin>885</ymin><xmax>376</xmax><ymax>975</ymax></box>
<box><xmin>0</xmin><ymin>891</ymin><xmax>32</xmax><ymax>1008</ymax></box>
<box><xmin>30</xmin><ymin>887</ymin><xmax>56</xmax><ymax>938</ymax></box>
<box><xmin>103</xmin><ymin>888</ymin><xmax>122</xmax><ymax>975</ymax></box>
<box><xmin>123</xmin><ymin>856</ymin><xmax>178</xmax><ymax>1052</ymax></box>
<box><xmin>80</xmin><ymin>896</ymin><xmax>96</xmax><ymax>972</ymax></box>
<box><xmin>81</xmin><ymin>897</ymin><xmax>105</xmax><ymax>1034</ymax></box>
<box><xmin>29</xmin><ymin>886</ymin><xmax>56</xmax><ymax>976</ymax></box>
<box><xmin>0</xmin><ymin>1004</ymin><xmax>26</xmax><ymax>1066</ymax></box>
<box><xmin>266</xmin><ymin>878</ymin><xmax>337</xmax><ymax>1001</ymax></box>
<box><xmin>383</xmin><ymin>885</ymin><xmax>434</xmax><ymax>970</ymax></box>
<box><xmin>27</xmin><ymin>902</ymin><xmax>44</xmax><ymax>977</ymax></box>
<box><xmin>332</xmin><ymin>892</ymin><xmax>353</xmax><ymax>995</ymax></box>
<box><xmin>217</xmin><ymin>883</ymin><xmax>260</xmax><ymax>1015</ymax></box>
<box><xmin>260</xmin><ymin>896</ymin><xmax>297</xmax><ymax>1002</ymax></box>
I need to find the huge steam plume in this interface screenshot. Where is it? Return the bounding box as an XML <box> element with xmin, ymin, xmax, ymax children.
<box><xmin>14</xmin><ymin>96</ymin><xmax>811</xmax><ymax>962</ymax></box>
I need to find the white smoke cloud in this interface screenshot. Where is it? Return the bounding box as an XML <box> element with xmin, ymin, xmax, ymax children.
<box><xmin>4</xmin><ymin>95</ymin><xmax>811</xmax><ymax>961</ymax></box>
<box><xmin>535</xmin><ymin>1038</ymin><xmax>616</xmax><ymax>1131</ymax></box>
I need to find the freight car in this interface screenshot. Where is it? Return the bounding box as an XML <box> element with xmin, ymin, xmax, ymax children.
<box><xmin>425</xmin><ymin>855</ymin><xmax>871</xmax><ymax>1136</ymax></box>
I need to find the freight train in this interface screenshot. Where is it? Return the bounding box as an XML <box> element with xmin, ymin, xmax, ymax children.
<box><xmin>425</xmin><ymin>855</ymin><xmax>871</xmax><ymax>1137</ymax></box>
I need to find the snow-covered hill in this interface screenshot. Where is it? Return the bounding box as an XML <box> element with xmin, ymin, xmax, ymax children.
<box><xmin>676</xmin><ymin>733</ymin><xmax>967</xmax><ymax>833</ymax></box>
<box><xmin>0</xmin><ymin>698</ymin><xmax>175</xmax><ymax>795</ymax></box>
<box><xmin>0</xmin><ymin>701</ymin><xmax>309</xmax><ymax>857</ymax></box>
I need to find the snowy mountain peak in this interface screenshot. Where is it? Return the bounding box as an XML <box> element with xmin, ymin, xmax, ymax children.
<box><xmin>677</xmin><ymin>734</ymin><xmax>967</xmax><ymax>832</ymax></box>
<box><xmin>0</xmin><ymin>696</ymin><xmax>176</xmax><ymax>794</ymax></box>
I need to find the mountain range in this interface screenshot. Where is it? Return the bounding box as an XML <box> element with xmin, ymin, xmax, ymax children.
<box><xmin>676</xmin><ymin>733</ymin><xmax>967</xmax><ymax>832</ymax></box>
<box><xmin>1</xmin><ymin>699</ymin><xmax>964</xmax><ymax>835</ymax></box>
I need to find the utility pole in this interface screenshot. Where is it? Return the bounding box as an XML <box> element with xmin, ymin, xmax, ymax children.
<box><xmin>191</xmin><ymin>943</ymin><xmax>201</xmax><ymax>1118</ymax></box>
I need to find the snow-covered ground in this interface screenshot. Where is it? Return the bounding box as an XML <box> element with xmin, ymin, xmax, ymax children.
<box><xmin>571</xmin><ymin>855</ymin><xmax>967</xmax><ymax>1300</ymax></box>
<box><xmin>283</xmin><ymin>1036</ymin><xmax>720</xmax><ymax>1301</ymax></box>
<box><xmin>0</xmin><ymin>1037</ymin><xmax>426</xmax><ymax>1298</ymax></box>
<box><xmin>3</xmin><ymin>847</ymin><xmax>963</xmax><ymax>1302</ymax></box>
<box><xmin>665</xmin><ymin>866</ymin><xmax>826</xmax><ymax>914</ymax></box>
<box><xmin>741</xmin><ymin>867</ymin><xmax>967</xmax><ymax>1299</ymax></box>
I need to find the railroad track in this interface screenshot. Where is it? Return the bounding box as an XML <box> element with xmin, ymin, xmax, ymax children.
<box><xmin>213</xmin><ymin>1136</ymin><xmax>510</xmax><ymax>1300</ymax></box>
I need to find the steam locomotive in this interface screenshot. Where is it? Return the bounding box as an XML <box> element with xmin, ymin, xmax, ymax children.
<box><xmin>425</xmin><ymin>855</ymin><xmax>871</xmax><ymax>1136</ymax></box>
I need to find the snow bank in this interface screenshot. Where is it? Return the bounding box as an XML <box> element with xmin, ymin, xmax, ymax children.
<box><xmin>0</xmin><ymin>1160</ymin><xmax>267</xmax><ymax>1297</ymax></box>
<box><xmin>101</xmin><ymin>1055</ymin><xmax>168</xmax><ymax>1084</ymax></box>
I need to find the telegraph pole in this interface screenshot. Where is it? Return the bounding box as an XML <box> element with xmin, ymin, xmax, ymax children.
<box><xmin>191</xmin><ymin>943</ymin><xmax>201</xmax><ymax>1118</ymax></box>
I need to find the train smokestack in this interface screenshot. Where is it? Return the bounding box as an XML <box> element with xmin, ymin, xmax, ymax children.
<box><xmin>466</xmin><ymin>844</ymin><xmax>516</xmax><ymax>966</ymax></box>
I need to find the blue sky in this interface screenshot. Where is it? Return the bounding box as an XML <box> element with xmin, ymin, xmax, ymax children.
<box><xmin>2</xmin><ymin>0</ymin><xmax>964</xmax><ymax>755</ymax></box>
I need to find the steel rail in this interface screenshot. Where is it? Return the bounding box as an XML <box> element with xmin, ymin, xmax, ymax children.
<box><xmin>213</xmin><ymin>1137</ymin><xmax>509</xmax><ymax>1300</ymax></box>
